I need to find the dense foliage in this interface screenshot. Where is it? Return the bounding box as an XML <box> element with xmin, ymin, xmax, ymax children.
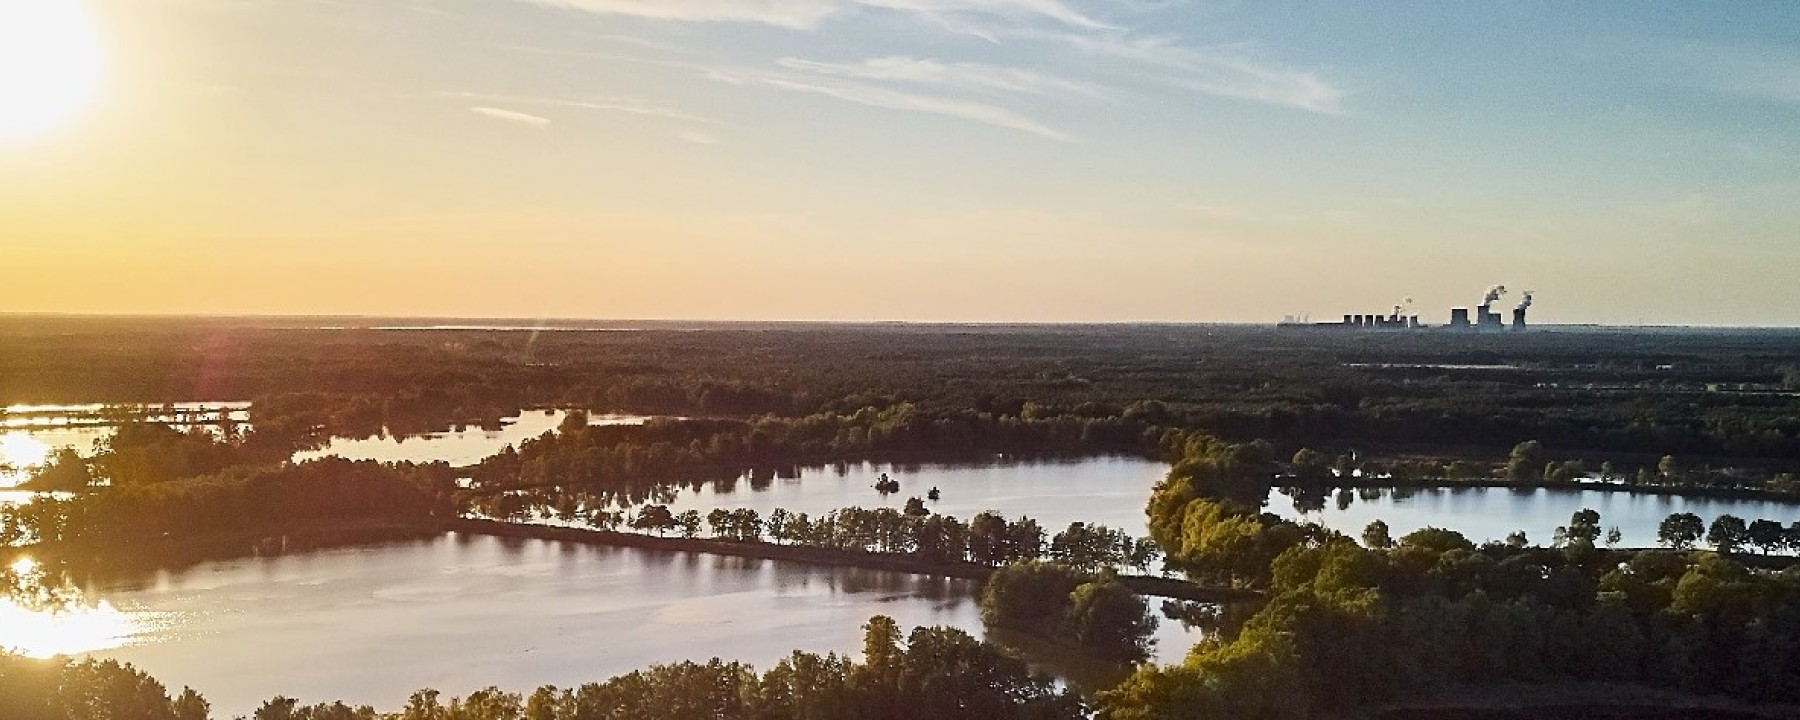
<box><xmin>980</xmin><ymin>562</ymin><xmax>1159</xmax><ymax>662</ymax></box>
<box><xmin>12</xmin><ymin>319</ymin><xmax>1800</xmax><ymax>469</ymax></box>
<box><xmin>1</xmin><ymin>458</ymin><xmax>456</xmax><ymax>547</ymax></box>
<box><xmin>1105</xmin><ymin>437</ymin><xmax>1800</xmax><ymax>719</ymax></box>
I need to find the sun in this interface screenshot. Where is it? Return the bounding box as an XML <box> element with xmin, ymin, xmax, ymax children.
<box><xmin>0</xmin><ymin>0</ymin><xmax>103</xmax><ymax>141</ymax></box>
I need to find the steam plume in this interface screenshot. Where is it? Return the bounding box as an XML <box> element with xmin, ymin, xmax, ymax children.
<box><xmin>1517</xmin><ymin>291</ymin><xmax>1534</xmax><ymax>310</ymax></box>
<box><xmin>1482</xmin><ymin>285</ymin><xmax>1507</xmax><ymax>305</ymax></box>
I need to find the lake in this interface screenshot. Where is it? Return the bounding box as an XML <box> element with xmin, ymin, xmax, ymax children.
<box><xmin>651</xmin><ymin>457</ymin><xmax>1171</xmax><ymax>537</ymax></box>
<box><xmin>291</xmin><ymin>410</ymin><xmax>648</xmax><ymax>466</ymax></box>
<box><xmin>1268</xmin><ymin>484</ymin><xmax>1800</xmax><ymax>547</ymax></box>
<box><xmin>8</xmin><ymin>534</ymin><xmax>1210</xmax><ymax>716</ymax></box>
<box><xmin>582</xmin><ymin>458</ymin><xmax>1797</xmax><ymax>550</ymax></box>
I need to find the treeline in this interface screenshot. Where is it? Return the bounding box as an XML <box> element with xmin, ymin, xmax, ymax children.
<box><xmin>0</xmin><ymin>458</ymin><xmax>456</xmax><ymax>548</ymax></box>
<box><xmin>0</xmin><ymin>616</ymin><xmax>1084</xmax><ymax>720</ymax></box>
<box><xmin>526</xmin><ymin>501</ymin><xmax>1162</xmax><ymax>574</ymax></box>
<box><xmin>1095</xmin><ymin>434</ymin><xmax>1800</xmax><ymax>719</ymax></box>
<box><xmin>464</xmin><ymin>406</ymin><xmax>1165</xmax><ymax>498</ymax></box>
<box><xmin>16</xmin><ymin>318</ymin><xmax>1800</xmax><ymax>466</ymax></box>
<box><xmin>1655</xmin><ymin>512</ymin><xmax>1800</xmax><ymax>555</ymax></box>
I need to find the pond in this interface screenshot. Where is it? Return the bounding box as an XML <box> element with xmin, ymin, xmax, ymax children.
<box><xmin>1268</xmin><ymin>485</ymin><xmax>1800</xmax><ymax>547</ymax></box>
<box><xmin>10</xmin><ymin>534</ymin><xmax>1211</xmax><ymax>716</ymax></box>
<box><xmin>291</xmin><ymin>411</ymin><xmax>649</xmax><ymax>466</ymax></box>
<box><xmin>650</xmin><ymin>457</ymin><xmax>1171</xmax><ymax>538</ymax></box>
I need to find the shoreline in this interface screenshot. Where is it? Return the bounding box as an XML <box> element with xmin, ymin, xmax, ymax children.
<box><xmin>2</xmin><ymin>517</ymin><xmax>1255</xmax><ymax>603</ymax></box>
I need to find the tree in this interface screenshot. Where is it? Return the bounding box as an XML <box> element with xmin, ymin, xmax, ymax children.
<box><xmin>1505</xmin><ymin>530</ymin><xmax>1529</xmax><ymax>548</ymax></box>
<box><xmin>1559</xmin><ymin>508</ymin><xmax>1602</xmax><ymax>548</ymax></box>
<box><xmin>1658</xmin><ymin>455</ymin><xmax>1684</xmax><ymax>484</ymax></box>
<box><xmin>1063</xmin><ymin>575</ymin><xmax>1159</xmax><ymax>662</ymax></box>
<box><xmin>1605</xmin><ymin>526</ymin><xmax>1623</xmax><ymax>549</ymax></box>
<box><xmin>968</xmin><ymin>512</ymin><xmax>1010</xmax><ymax>566</ymax></box>
<box><xmin>706</xmin><ymin>508</ymin><xmax>731</xmax><ymax>538</ymax></box>
<box><xmin>1006</xmin><ymin>517</ymin><xmax>1046</xmax><ymax>563</ymax></box>
<box><xmin>729</xmin><ymin>508</ymin><xmax>763</xmax><ymax>542</ymax></box>
<box><xmin>1361</xmin><ymin>520</ymin><xmax>1393</xmax><ymax>549</ymax></box>
<box><xmin>1707</xmin><ymin>515</ymin><xmax>1749</xmax><ymax>554</ymax></box>
<box><xmin>1506</xmin><ymin>441</ymin><xmax>1545</xmax><ymax>482</ymax></box>
<box><xmin>766</xmin><ymin>508</ymin><xmax>792</xmax><ymax>544</ymax></box>
<box><xmin>1051</xmin><ymin>522</ymin><xmax>1128</xmax><ymax>572</ymax></box>
<box><xmin>1658</xmin><ymin>512</ymin><xmax>1704</xmax><ymax>550</ymax></box>
<box><xmin>675</xmin><ymin>509</ymin><xmax>701</xmax><ymax>539</ymax></box>
<box><xmin>55</xmin><ymin>659</ymin><xmax>182</xmax><ymax>720</ymax></box>
<box><xmin>1746</xmin><ymin>519</ymin><xmax>1785</xmax><ymax>554</ymax></box>
<box><xmin>903</xmin><ymin>497</ymin><xmax>929</xmax><ymax>518</ymax></box>
<box><xmin>980</xmin><ymin>561</ymin><xmax>1084</xmax><ymax>635</ymax></box>
<box><xmin>556</xmin><ymin>410</ymin><xmax>588</xmax><ymax>434</ymax></box>
<box><xmin>861</xmin><ymin>615</ymin><xmax>903</xmax><ymax>673</ymax></box>
<box><xmin>172</xmin><ymin>688</ymin><xmax>209</xmax><ymax>720</ymax></box>
<box><xmin>1289</xmin><ymin>449</ymin><xmax>1331</xmax><ymax>485</ymax></box>
<box><xmin>631</xmin><ymin>505</ymin><xmax>675</xmax><ymax>536</ymax></box>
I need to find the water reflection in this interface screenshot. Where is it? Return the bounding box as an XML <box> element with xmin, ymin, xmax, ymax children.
<box><xmin>291</xmin><ymin>410</ymin><xmax>648</xmax><ymax>466</ymax></box>
<box><xmin>1274</xmin><ymin>484</ymin><xmax>1800</xmax><ymax>547</ymax></box>
<box><xmin>51</xmin><ymin>533</ymin><xmax>1212</xmax><ymax>716</ymax></box>
<box><xmin>0</xmin><ymin>556</ymin><xmax>157</xmax><ymax>659</ymax></box>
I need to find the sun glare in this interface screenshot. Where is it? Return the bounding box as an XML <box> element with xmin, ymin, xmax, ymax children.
<box><xmin>0</xmin><ymin>593</ymin><xmax>143</xmax><ymax>659</ymax></box>
<box><xmin>1</xmin><ymin>432</ymin><xmax>53</xmax><ymax>469</ymax></box>
<box><xmin>0</xmin><ymin>0</ymin><xmax>103</xmax><ymax>141</ymax></box>
<box><xmin>2</xmin><ymin>555</ymin><xmax>147</xmax><ymax>659</ymax></box>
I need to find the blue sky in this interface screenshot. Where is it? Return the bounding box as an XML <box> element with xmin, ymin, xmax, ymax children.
<box><xmin>2</xmin><ymin>0</ymin><xmax>1798</xmax><ymax>324</ymax></box>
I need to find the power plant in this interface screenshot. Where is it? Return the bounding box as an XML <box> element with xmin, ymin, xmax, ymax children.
<box><xmin>1279</xmin><ymin>285</ymin><xmax>1535</xmax><ymax>332</ymax></box>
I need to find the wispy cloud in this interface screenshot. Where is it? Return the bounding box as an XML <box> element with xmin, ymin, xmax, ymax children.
<box><xmin>778</xmin><ymin>56</ymin><xmax>1105</xmax><ymax>98</ymax></box>
<box><xmin>513</xmin><ymin>0</ymin><xmax>1106</xmax><ymax>31</ymax></box>
<box><xmin>439</xmin><ymin>91</ymin><xmax>715</xmax><ymax>124</ymax></box>
<box><xmin>505</xmin><ymin>0</ymin><xmax>1345</xmax><ymax>121</ymax></box>
<box><xmin>706</xmin><ymin>66</ymin><xmax>1071</xmax><ymax>140</ymax></box>
<box><xmin>1029</xmin><ymin>31</ymin><xmax>1347</xmax><ymax>114</ymax></box>
<box><xmin>470</xmin><ymin>107</ymin><xmax>552</xmax><ymax>126</ymax></box>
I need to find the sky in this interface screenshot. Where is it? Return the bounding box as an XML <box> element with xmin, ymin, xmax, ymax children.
<box><xmin>1</xmin><ymin>0</ymin><xmax>1798</xmax><ymax>325</ymax></box>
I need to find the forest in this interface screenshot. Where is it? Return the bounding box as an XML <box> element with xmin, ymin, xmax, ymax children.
<box><xmin>9</xmin><ymin>317</ymin><xmax>1800</xmax><ymax>469</ymax></box>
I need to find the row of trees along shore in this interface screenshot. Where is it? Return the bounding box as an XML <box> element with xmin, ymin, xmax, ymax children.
<box><xmin>0</xmin><ymin>616</ymin><xmax>1086</xmax><ymax>720</ymax></box>
<box><xmin>1095</xmin><ymin>431</ymin><xmax>1800</xmax><ymax>719</ymax></box>
<box><xmin>585</xmin><ymin>504</ymin><xmax>1163</xmax><ymax>574</ymax></box>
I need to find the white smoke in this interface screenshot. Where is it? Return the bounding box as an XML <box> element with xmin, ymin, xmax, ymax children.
<box><xmin>1517</xmin><ymin>291</ymin><xmax>1534</xmax><ymax>310</ymax></box>
<box><xmin>1482</xmin><ymin>285</ymin><xmax>1507</xmax><ymax>305</ymax></box>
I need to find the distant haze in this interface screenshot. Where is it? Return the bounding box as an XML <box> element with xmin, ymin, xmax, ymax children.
<box><xmin>2</xmin><ymin>1</ymin><xmax>1798</xmax><ymax>326</ymax></box>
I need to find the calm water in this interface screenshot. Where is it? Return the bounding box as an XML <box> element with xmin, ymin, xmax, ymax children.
<box><xmin>33</xmin><ymin>534</ymin><xmax>1205</xmax><ymax>715</ymax></box>
<box><xmin>646</xmin><ymin>459</ymin><xmax>1798</xmax><ymax>549</ymax></box>
<box><xmin>291</xmin><ymin>411</ymin><xmax>648</xmax><ymax>466</ymax></box>
<box><xmin>654</xmin><ymin>457</ymin><xmax>1170</xmax><ymax>535</ymax></box>
<box><xmin>1269</xmin><ymin>485</ymin><xmax>1800</xmax><ymax>547</ymax></box>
